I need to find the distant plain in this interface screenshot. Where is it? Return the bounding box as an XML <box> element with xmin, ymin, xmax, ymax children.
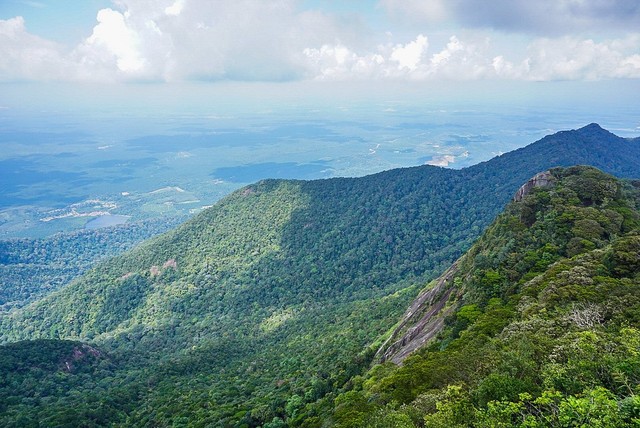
<box><xmin>1</xmin><ymin>91</ymin><xmax>638</xmax><ymax>238</ymax></box>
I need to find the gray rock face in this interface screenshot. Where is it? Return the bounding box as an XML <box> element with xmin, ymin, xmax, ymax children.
<box><xmin>513</xmin><ymin>171</ymin><xmax>554</xmax><ymax>202</ymax></box>
<box><xmin>377</xmin><ymin>261</ymin><xmax>460</xmax><ymax>364</ymax></box>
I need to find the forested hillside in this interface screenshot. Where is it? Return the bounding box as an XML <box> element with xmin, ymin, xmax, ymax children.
<box><xmin>3</xmin><ymin>123</ymin><xmax>639</xmax><ymax>312</ymax></box>
<box><xmin>0</xmin><ymin>217</ymin><xmax>182</xmax><ymax>310</ymax></box>
<box><xmin>0</xmin><ymin>125</ymin><xmax>639</xmax><ymax>426</ymax></box>
<box><xmin>327</xmin><ymin>166</ymin><xmax>640</xmax><ymax>427</ymax></box>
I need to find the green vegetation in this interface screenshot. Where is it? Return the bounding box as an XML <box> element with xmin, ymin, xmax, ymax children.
<box><xmin>0</xmin><ymin>124</ymin><xmax>639</xmax><ymax>426</ymax></box>
<box><xmin>327</xmin><ymin>166</ymin><xmax>640</xmax><ymax>427</ymax></box>
<box><xmin>1</xmin><ymin>179</ymin><xmax>423</xmax><ymax>426</ymax></box>
<box><xmin>0</xmin><ymin>217</ymin><xmax>182</xmax><ymax>310</ymax></box>
<box><xmin>3</xmin><ymin>123</ymin><xmax>640</xmax><ymax>311</ymax></box>
<box><xmin>0</xmin><ymin>339</ymin><xmax>133</xmax><ymax>427</ymax></box>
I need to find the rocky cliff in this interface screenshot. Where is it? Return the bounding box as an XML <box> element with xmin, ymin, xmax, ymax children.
<box><xmin>513</xmin><ymin>170</ymin><xmax>554</xmax><ymax>202</ymax></box>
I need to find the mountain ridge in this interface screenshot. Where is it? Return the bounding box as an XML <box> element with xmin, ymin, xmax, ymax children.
<box><xmin>0</xmin><ymin>124</ymin><xmax>639</xmax><ymax>426</ymax></box>
<box><xmin>329</xmin><ymin>165</ymin><xmax>640</xmax><ymax>426</ymax></box>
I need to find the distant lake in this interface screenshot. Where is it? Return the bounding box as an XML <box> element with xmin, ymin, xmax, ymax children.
<box><xmin>85</xmin><ymin>215</ymin><xmax>130</xmax><ymax>229</ymax></box>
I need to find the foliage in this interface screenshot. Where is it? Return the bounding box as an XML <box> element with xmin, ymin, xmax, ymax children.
<box><xmin>327</xmin><ymin>166</ymin><xmax>640</xmax><ymax>427</ymax></box>
<box><xmin>0</xmin><ymin>217</ymin><xmax>181</xmax><ymax>311</ymax></box>
<box><xmin>0</xmin><ymin>123</ymin><xmax>639</xmax><ymax>426</ymax></box>
<box><xmin>0</xmin><ymin>339</ymin><xmax>133</xmax><ymax>427</ymax></box>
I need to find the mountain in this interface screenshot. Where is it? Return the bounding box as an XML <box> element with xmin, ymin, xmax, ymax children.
<box><xmin>475</xmin><ymin>123</ymin><xmax>640</xmax><ymax>180</ymax></box>
<box><xmin>3</xmin><ymin>123</ymin><xmax>639</xmax><ymax>312</ymax></box>
<box><xmin>328</xmin><ymin>166</ymin><xmax>640</xmax><ymax>427</ymax></box>
<box><xmin>0</xmin><ymin>124</ymin><xmax>639</xmax><ymax>426</ymax></box>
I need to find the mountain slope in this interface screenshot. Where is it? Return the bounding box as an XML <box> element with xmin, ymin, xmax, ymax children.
<box><xmin>3</xmin><ymin>123</ymin><xmax>638</xmax><ymax>313</ymax></box>
<box><xmin>0</xmin><ymin>125</ymin><xmax>639</xmax><ymax>426</ymax></box>
<box><xmin>474</xmin><ymin>123</ymin><xmax>640</xmax><ymax>179</ymax></box>
<box><xmin>6</xmin><ymin>124</ymin><xmax>634</xmax><ymax>341</ymax></box>
<box><xmin>0</xmin><ymin>217</ymin><xmax>181</xmax><ymax>311</ymax></box>
<box><xmin>328</xmin><ymin>166</ymin><xmax>640</xmax><ymax>427</ymax></box>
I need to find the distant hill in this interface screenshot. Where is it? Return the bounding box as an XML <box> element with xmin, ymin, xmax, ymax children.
<box><xmin>0</xmin><ymin>217</ymin><xmax>182</xmax><ymax>311</ymax></box>
<box><xmin>0</xmin><ymin>124</ymin><xmax>638</xmax><ymax>426</ymax></box>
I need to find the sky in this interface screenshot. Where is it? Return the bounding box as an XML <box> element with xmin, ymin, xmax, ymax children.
<box><xmin>1</xmin><ymin>0</ymin><xmax>639</xmax><ymax>85</ymax></box>
<box><xmin>1</xmin><ymin>0</ymin><xmax>639</xmax><ymax>239</ymax></box>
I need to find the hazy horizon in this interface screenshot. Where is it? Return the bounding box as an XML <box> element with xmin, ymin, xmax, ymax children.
<box><xmin>1</xmin><ymin>1</ymin><xmax>639</xmax><ymax>238</ymax></box>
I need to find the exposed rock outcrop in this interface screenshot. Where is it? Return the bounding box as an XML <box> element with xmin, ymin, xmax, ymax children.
<box><xmin>61</xmin><ymin>344</ymin><xmax>103</xmax><ymax>372</ymax></box>
<box><xmin>377</xmin><ymin>261</ymin><xmax>461</xmax><ymax>364</ymax></box>
<box><xmin>514</xmin><ymin>171</ymin><xmax>554</xmax><ymax>202</ymax></box>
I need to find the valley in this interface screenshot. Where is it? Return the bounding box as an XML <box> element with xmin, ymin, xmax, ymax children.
<box><xmin>0</xmin><ymin>124</ymin><xmax>638</xmax><ymax>427</ymax></box>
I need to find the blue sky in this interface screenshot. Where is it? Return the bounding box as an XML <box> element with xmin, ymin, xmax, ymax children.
<box><xmin>1</xmin><ymin>0</ymin><xmax>639</xmax><ymax>83</ymax></box>
<box><xmin>0</xmin><ymin>0</ymin><xmax>112</xmax><ymax>43</ymax></box>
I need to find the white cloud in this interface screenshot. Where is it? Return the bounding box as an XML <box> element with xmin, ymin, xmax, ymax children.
<box><xmin>303</xmin><ymin>34</ymin><xmax>493</xmax><ymax>81</ymax></box>
<box><xmin>379</xmin><ymin>0</ymin><xmax>640</xmax><ymax>35</ymax></box>
<box><xmin>425</xmin><ymin>35</ymin><xmax>490</xmax><ymax>80</ymax></box>
<box><xmin>0</xmin><ymin>16</ymin><xmax>69</xmax><ymax>81</ymax></box>
<box><xmin>472</xmin><ymin>34</ymin><xmax>640</xmax><ymax>81</ymax></box>
<box><xmin>0</xmin><ymin>1</ymin><xmax>639</xmax><ymax>83</ymax></box>
<box><xmin>82</xmin><ymin>8</ymin><xmax>145</xmax><ymax>73</ymax></box>
<box><xmin>90</xmin><ymin>0</ymin><xmax>360</xmax><ymax>82</ymax></box>
<box><xmin>399</xmin><ymin>32</ymin><xmax>638</xmax><ymax>81</ymax></box>
<box><xmin>164</xmin><ymin>0</ymin><xmax>185</xmax><ymax>16</ymax></box>
<box><xmin>302</xmin><ymin>44</ymin><xmax>360</xmax><ymax>79</ymax></box>
<box><xmin>379</xmin><ymin>0</ymin><xmax>449</xmax><ymax>25</ymax></box>
<box><xmin>390</xmin><ymin>34</ymin><xmax>427</xmax><ymax>71</ymax></box>
<box><xmin>430</xmin><ymin>36</ymin><xmax>463</xmax><ymax>67</ymax></box>
<box><xmin>0</xmin><ymin>0</ymin><xmax>356</xmax><ymax>82</ymax></box>
<box><xmin>522</xmin><ymin>35</ymin><xmax>640</xmax><ymax>80</ymax></box>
